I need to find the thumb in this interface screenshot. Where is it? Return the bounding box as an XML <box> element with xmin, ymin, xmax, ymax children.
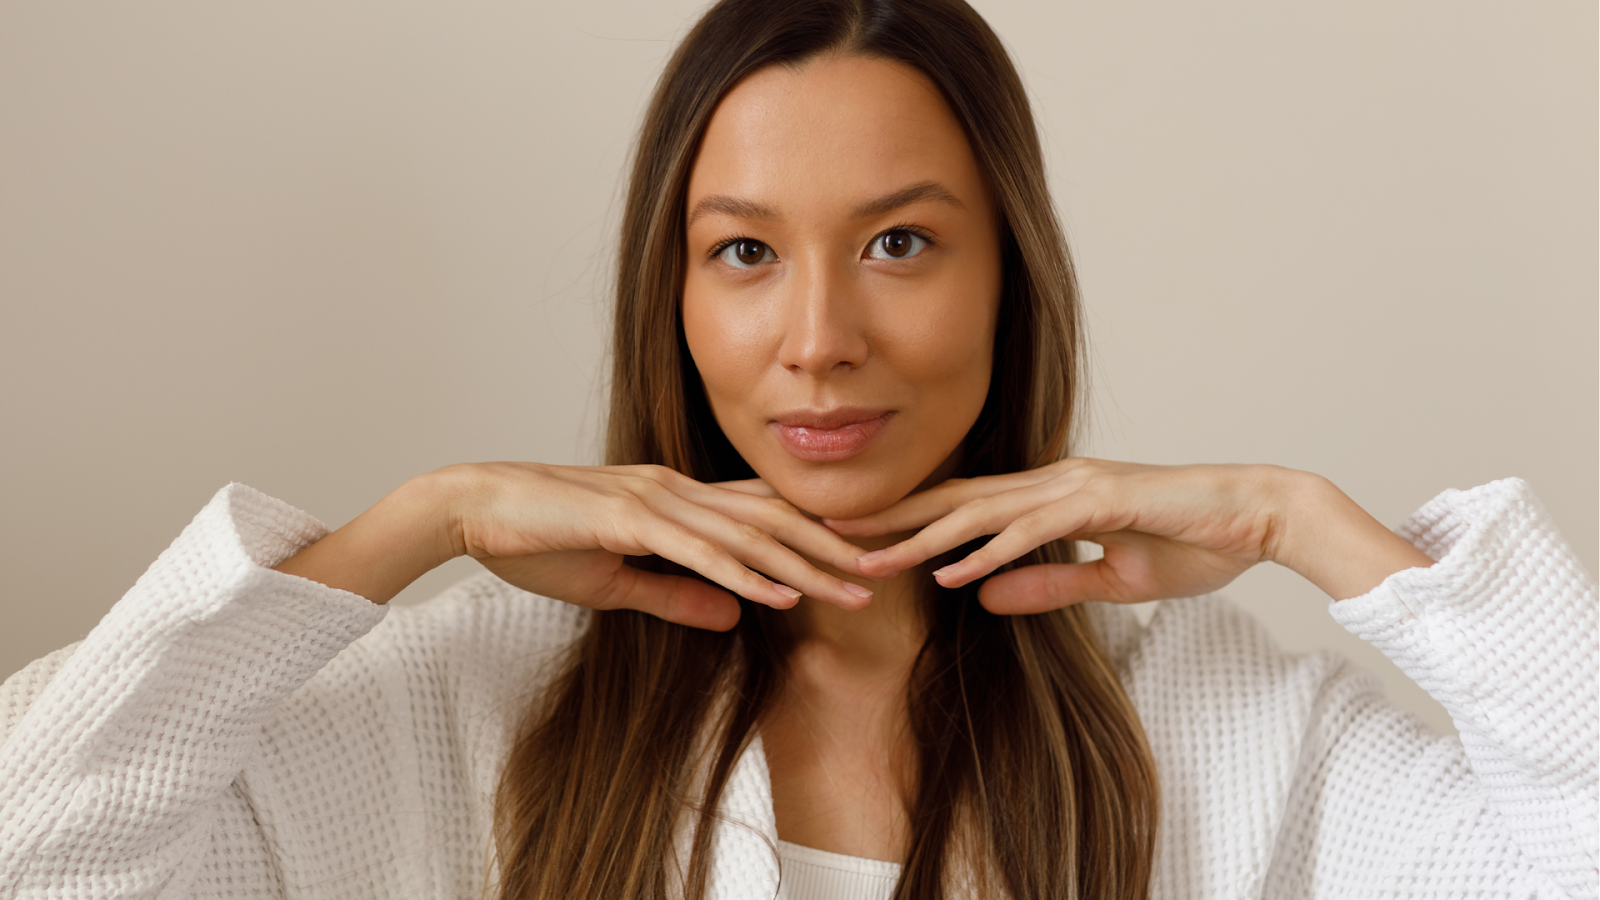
<box><xmin>601</xmin><ymin>566</ymin><xmax>743</xmax><ymax>631</ymax></box>
<box><xmin>977</xmin><ymin>562</ymin><xmax>1123</xmax><ymax>614</ymax></box>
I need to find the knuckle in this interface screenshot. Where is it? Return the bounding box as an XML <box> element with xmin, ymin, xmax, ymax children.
<box><xmin>680</xmin><ymin>527</ymin><xmax>716</xmax><ymax>554</ymax></box>
<box><xmin>601</xmin><ymin>491</ymin><xmax>642</xmax><ymax>522</ymax></box>
<box><xmin>683</xmin><ymin>533</ymin><xmax>731</xmax><ymax>567</ymax></box>
<box><xmin>629</xmin><ymin>476</ymin><xmax>667</xmax><ymax>501</ymax></box>
<box><xmin>620</xmin><ymin>466</ymin><xmax>674</xmax><ymax>496</ymax></box>
<box><xmin>1068</xmin><ymin>469</ymin><xmax>1107</xmax><ymax>498</ymax></box>
<box><xmin>764</xmin><ymin>496</ymin><xmax>800</xmax><ymax>518</ymax></box>
<box><xmin>732</xmin><ymin>520</ymin><xmax>771</xmax><ymax>546</ymax></box>
<box><xmin>653</xmin><ymin>465</ymin><xmax>692</xmax><ymax>487</ymax></box>
<box><xmin>1044</xmin><ymin>573</ymin><xmax>1074</xmax><ymax>606</ymax></box>
<box><xmin>1062</xmin><ymin>462</ymin><xmax>1097</xmax><ymax>489</ymax></box>
<box><xmin>743</xmin><ymin>499</ymin><xmax>781</xmax><ymax>528</ymax></box>
<box><xmin>963</xmin><ymin>495</ymin><xmax>1002</xmax><ymax>528</ymax></box>
<box><xmin>1011</xmin><ymin>509</ymin><xmax>1052</xmax><ymax>538</ymax></box>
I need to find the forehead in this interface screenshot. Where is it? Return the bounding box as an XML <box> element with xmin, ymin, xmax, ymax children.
<box><xmin>688</xmin><ymin>55</ymin><xmax>984</xmax><ymax>212</ymax></box>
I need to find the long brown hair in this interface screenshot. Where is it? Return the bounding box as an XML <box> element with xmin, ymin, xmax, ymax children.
<box><xmin>493</xmin><ymin>1</ymin><xmax>1159</xmax><ymax>897</ymax></box>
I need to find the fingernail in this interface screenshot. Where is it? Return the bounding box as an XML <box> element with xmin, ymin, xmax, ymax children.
<box><xmin>772</xmin><ymin>584</ymin><xmax>803</xmax><ymax>602</ymax></box>
<box><xmin>931</xmin><ymin>565</ymin><xmax>956</xmax><ymax>581</ymax></box>
<box><xmin>858</xmin><ymin>550</ymin><xmax>885</xmax><ymax>563</ymax></box>
<box><xmin>841</xmin><ymin>582</ymin><xmax>873</xmax><ymax>599</ymax></box>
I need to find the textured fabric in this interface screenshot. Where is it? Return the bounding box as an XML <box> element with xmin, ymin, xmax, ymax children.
<box><xmin>776</xmin><ymin>841</ymin><xmax>897</xmax><ymax>900</ymax></box>
<box><xmin>0</xmin><ymin>478</ymin><xmax>1594</xmax><ymax>899</ymax></box>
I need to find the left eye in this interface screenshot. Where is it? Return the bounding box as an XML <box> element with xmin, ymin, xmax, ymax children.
<box><xmin>715</xmin><ymin>238</ymin><xmax>776</xmax><ymax>268</ymax></box>
<box><xmin>866</xmin><ymin>229</ymin><xmax>928</xmax><ymax>260</ymax></box>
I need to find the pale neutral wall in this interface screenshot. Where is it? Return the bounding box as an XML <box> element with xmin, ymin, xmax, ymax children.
<box><xmin>1</xmin><ymin>1</ymin><xmax>1594</xmax><ymax>738</ymax></box>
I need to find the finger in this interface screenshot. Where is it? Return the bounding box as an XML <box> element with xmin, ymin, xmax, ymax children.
<box><xmin>854</xmin><ymin>482</ymin><xmax>1064</xmax><ymax>579</ymax></box>
<box><xmin>646</xmin><ymin>490</ymin><xmax>873</xmax><ymax>610</ymax></box>
<box><xmin>928</xmin><ymin>508</ymin><xmax>1086</xmax><ymax>589</ymax></box>
<box><xmin>710</xmin><ymin>478</ymin><xmax>780</xmax><ymax>498</ymax></box>
<box><xmin>632</xmin><ymin>516</ymin><xmax>806</xmax><ymax>610</ymax></box>
<box><xmin>692</xmin><ymin>487</ymin><xmax>869</xmax><ymax>575</ymax></box>
<box><xmin>608</xmin><ymin>472</ymin><xmax>869</xmax><ymax>608</ymax></box>
<box><xmin>597</xmin><ymin>565</ymin><xmax>742</xmax><ymax>631</ymax></box>
<box><xmin>976</xmin><ymin>561</ymin><xmax>1127</xmax><ymax>614</ymax></box>
<box><xmin>821</xmin><ymin>478</ymin><xmax>975</xmax><ymax>537</ymax></box>
<box><xmin>644</xmin><ymin>470</ymin><xmax>869</xmax><ymax>571</ymax></box>
<box><xmin>823</xmin><ymin>468</ymin><xmax>1052</xmax><ymax>537</ymax></box>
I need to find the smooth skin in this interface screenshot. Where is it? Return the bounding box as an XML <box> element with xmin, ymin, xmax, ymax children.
<box><xmin>275</xmin><ymin>54</ymin><xmax>1434</xmax><ymax>864</ymax></box>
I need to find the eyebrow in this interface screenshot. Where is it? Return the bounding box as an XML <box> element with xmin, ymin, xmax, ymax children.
<box><xmin>850</xmin><ymin>180</ymin><xmax>965</xmax><ymax>219</ymax></box>
<box><xmin>685</xmin><ymin>180</ymin><xmax>965</xmax><ymax>227</ymax></box>
<box><xmin>685</xmin><ymin>195</ymin><xmax>778</xmax><ymax>227</ymax></box>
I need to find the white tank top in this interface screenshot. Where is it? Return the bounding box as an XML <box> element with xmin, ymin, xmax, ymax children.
<box><xmin>776</xmin><ymin>840</ymin><xmax>900</xmax><ymax>900</ymax></box>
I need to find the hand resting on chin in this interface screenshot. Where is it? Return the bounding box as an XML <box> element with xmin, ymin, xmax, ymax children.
<box><xmin>828</xmin><ymin>458</ymin><xmax>1437</xmax><ymax>612</ymax></box>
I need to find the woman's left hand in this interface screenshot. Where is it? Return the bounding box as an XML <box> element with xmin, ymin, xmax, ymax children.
<box><xmin>828</xmin><ymin>459</ymin><xmax>1435</xmax><ymax>614</ymax></box>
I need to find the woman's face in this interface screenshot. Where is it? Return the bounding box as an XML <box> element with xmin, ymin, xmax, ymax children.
<box><xmin>682</xmin><ymin>55</ymin><xmax>1002</xmax><ymax>520</ymax></box>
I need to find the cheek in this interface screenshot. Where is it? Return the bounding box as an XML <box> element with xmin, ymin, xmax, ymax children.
<box><xmin>681</xmin><ymin>281</ymin><xmax>773</xmax><ymax>415</ymax></box>
<box><xmin>878</xmin><ymin>279</ymin><xmax>999</xmax><ymax>409</ymax></box>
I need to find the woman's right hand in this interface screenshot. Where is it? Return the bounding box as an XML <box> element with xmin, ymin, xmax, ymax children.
<box><xmin>275</xmin><ymin>462</ymin><xmax>874</xmax><ymax>630</ymax></box>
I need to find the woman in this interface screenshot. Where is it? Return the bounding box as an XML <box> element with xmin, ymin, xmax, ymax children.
<box><xmin>0</xmin><ymin>0</ymin><xmax>1593</xmax><ymax>897</ymax></box>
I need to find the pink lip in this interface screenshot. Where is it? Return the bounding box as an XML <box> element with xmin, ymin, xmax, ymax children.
<box><xmin>770</xmin><ymin>409</ymin><xmax>896</xmax><ymax>462</ymax></box>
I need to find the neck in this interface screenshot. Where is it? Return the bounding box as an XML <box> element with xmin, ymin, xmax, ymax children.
<box><xmin>789</xmin><ymin>531</ymin><xmax>927</xmax><ymax>679</ymax></box>
<box><xmin>782</xmin><ymin>452</ymin><xmax>962</xmax><ymax>682</ymax></box>
<box><xmin>763</xmin><ymin>532</ymin><xmax>925</xmax><ymax>859</ymax></box>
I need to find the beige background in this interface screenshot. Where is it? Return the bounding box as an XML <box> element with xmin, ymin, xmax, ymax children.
<box><xmin>2</xmin><ymin>1</ymin><xmax>1594</xmax><ymax>737</ymax></box>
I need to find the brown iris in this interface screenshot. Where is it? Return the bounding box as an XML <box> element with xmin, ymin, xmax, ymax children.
<box><xmin>734</xmin><ymin>239</ymin><xmax>767</xmax><ymax>265</ymax></box>
<box><xmin>879</xmin><ymin>231</ymin><xmax>912</xmax><ymax>258</ymax></box>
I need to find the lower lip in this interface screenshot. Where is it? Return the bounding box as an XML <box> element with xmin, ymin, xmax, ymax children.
<box><xmin>771</xmin><ymin>413</ymin><xmax>895</xmax><ymax>462</ymax></box>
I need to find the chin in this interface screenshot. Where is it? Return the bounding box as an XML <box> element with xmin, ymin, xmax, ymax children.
<box><xmin>761</xmin><ymin>466</ymin><xmax>923</xmax><ymax>520</ymax></box>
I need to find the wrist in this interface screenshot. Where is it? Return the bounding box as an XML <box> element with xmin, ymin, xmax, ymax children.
<box><xmin>274</xmin><ymin>470</ymin><xmax>468</xmax><ymax>604</ymax></box>
<box><xmin>405</xmin><ymin>464</ymin><xmax>483</xmax><ymax>562</ymax></box>
<box><xmin>1267</xmin><ymin>470</ymin><xmax>1435</xmax><ymax>601</ymax></box>
<box><xmin>1259</xmin><ymin>468</ymin><xmax>1337</xmax><ymax>569</ymax></box>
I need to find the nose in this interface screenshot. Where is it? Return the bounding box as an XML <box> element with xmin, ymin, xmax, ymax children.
<box><xmin>775</xmin><ymin>253</ymin><xmax>869</xmax><ymax>378</ymax></box>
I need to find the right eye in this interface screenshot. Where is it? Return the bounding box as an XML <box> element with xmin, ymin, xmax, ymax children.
<box><xmin>715</xmin><ymin>238</ymin><xmax>777</xmax><ymax>268</ymax></box>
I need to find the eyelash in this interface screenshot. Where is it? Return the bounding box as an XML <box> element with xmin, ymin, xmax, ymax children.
<box><xmin>705</xmin><ymin>224</ymin><xmax>939</xmax><ymax>261</ymax></box>
<box><xmin>706</xmin><ymin>235</ymin><xmax>752</xmax><ymax>260</ymax></box>
<box><xmin>876</xmin><ymin>223</ymin><xmax>937</xmax><ymax>251</ymax></box>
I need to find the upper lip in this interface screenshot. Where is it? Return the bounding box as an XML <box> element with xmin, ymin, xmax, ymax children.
<box><xmin>770</xmin><ymin>407</ymin><xmax>893</xmax><ymax>430</ymax></box>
